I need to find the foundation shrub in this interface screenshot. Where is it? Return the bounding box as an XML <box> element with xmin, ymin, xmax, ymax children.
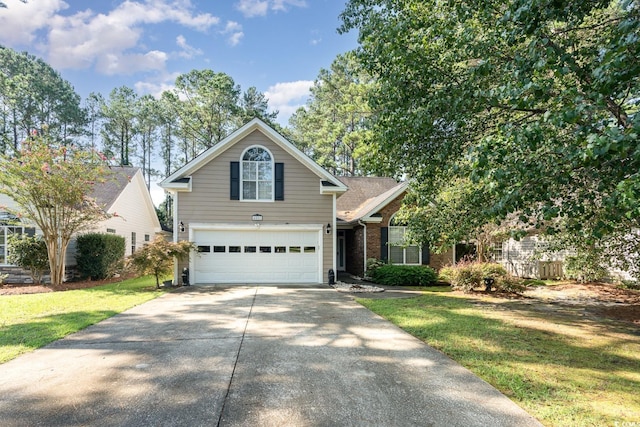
<box><xmin>76</xmin><ymin>233</ymin><xmax>126</xmax><ymax>280</ymax></box>
<box><xmin>370</xmin><ymin>264</ymin><xmax>437</xmax><ymax>286</ymax></box>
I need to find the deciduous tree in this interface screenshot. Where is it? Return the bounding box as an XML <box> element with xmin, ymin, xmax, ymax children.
<box><xmin>0</xmin><ymin>134</ymin><xmax>113</xmax><ymax>285</ymax></box>
<box><xmin>341</xmin><ymin>0</ymin><xmax>640</xmax><ymax>248</ymax></box>
<box><xmin>128</xmin><ymin>236</ymin><xmax>193</xmax><ymax>289</ymax></box>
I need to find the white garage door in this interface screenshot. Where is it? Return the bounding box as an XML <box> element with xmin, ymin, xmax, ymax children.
<box><xmin>192</xmin><ymin>228</ymin><xmax>321</xmax><ymax>284</ymax></box>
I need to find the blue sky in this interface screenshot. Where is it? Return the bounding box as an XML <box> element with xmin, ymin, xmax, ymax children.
<box><xmin>0</xmin><ymin>0</ymin><xmax>359</xmax><ymax>204</ymax></box>
<box><xmin>0</xmin><ymin>0</ymin><xmax>358</xmax><ymax>125</ymax></box>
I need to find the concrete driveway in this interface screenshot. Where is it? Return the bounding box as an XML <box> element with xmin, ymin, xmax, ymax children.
<box><xmin>0</xmin><ymin>285</ymin><xmax>542</xmax><ymax>427</ymax></box>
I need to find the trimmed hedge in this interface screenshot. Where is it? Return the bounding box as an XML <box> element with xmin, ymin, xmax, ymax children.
<box><xmin>76</xmin><ymin>233</ymin><xmax>126</xmax><ymax>280</ymax></box>
<box><xmin>370</xmin><ymin>264</ymin><xmax>438</xmax><ymax>286</ymax></box>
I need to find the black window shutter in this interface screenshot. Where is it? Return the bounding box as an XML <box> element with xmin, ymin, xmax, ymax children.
<box><xmin>380</xmin><ymin>227</ymin><xmax>388</xmax><ymax>262</ymax></box>
<box><xmin>422</xmin><ymin>242</ymin><xmax>430</xmax><ymax>265</ymax></box>
<box><xmin>275</xmin><ymin>162</ymin><xmax>284</xmax><ymax>201</ymax></box>
<box><xmin>230</xmin><ymin>161</ymin><xmax>239</xmax><ymax>200</ymax></box>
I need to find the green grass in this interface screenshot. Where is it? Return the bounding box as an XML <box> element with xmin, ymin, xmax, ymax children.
<box><xmin>357</xmin><ymin>290</ymin><xmax>640</xmax><ymax>427</ymax></box>
<box><xmin>0</xmin><ymin>276</ymin><xmax>168</xmax><ymax>364</ymax></box>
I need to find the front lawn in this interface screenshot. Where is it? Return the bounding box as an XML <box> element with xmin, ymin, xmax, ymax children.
<box><xmin>357</xmin><ymin>288</ymin><xmax>640</xmax><ymax>427</ymax></box>
<box><xmin>0</xmin><ymin>276</ymin><xmax>168</xmax><ymax>364</ymax></box>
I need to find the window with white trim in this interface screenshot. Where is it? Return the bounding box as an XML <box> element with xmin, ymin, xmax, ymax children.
<box><xmin>0</xmin><ymin>213</ymin><xmax>36</xmax><ymax>266</ymax></box>
<box><xmin>388</xmin><ymin>215</ymin><xmax>421</xmax><ymax>265</ymax></box>
<box><xmin>490</xmin><ymin>241</ymin><xmax>504</xmax><ymax>262</ymax></box>
<box><xmin>241</xmin><ymin>146</ymin><xmax>273</xmax><ymax>201</ymax></box>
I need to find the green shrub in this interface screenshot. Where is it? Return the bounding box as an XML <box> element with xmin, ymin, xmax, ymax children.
<box><xmin>76</xmin><ymin>233</ymin><xmax>125</xmax><ymax>280</ymax></box>
<box><xmin>366</xmin><ymin>258</ymin><xmax>386</xmax><ymax>275</ymax></box>
<box><xmin>438</xmin><ymin>265</ymin><xmax>455</xmax><ymax>283</ymax></box>
<box><xmin>618</xmin><ymin>280</ymin><xmax>640</xmax><ymax>291</ymax></box>
<box><xmin>370</xmin><ymin>264</ymin><xmax>437</xmax><ymax>286</ymax></box>
<box><xmin>439</xmin><ymin>261</ymin><xmax>523</xmax><ymax>293</ymax></box>
<box><xmin>479</xmin><ymin>263</ymin><xmax>507</xmax><ymax>278</ymax></box>
<box><xmin>7</xmin><ymin>234</ymin><xmax>49</xmax><ymax>284</ymax></box>
<box><xmin>565</xmin><ymin>252</ymin><xmax>608</xmax><ymax>283</ymax></box>
<box><xmin>495</xmin><ymin>275</ymin><xmax>526</xmax><ymax>293</ymax></box>
<box><xmin>129</xmin><ymin>236</ymin><xmax>194</xmax><ymax>289</ymax></box>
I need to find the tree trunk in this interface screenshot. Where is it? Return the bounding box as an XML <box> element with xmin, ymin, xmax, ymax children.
<box><xmin>45</xmin><ymin>236</ymin><xmax>69</xmax><ymax>286</ymax></box>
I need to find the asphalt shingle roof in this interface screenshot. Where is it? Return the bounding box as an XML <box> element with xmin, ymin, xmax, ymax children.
<box><xmin>336</xmin><ymin>176</ymin><xmax>405</xmax><ymax>223</ymax></box>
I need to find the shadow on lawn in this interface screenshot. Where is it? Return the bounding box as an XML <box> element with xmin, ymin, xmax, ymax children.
<box><xmin>0</xmin><ymin>310</ymin><xmax>118</xmax><ymax>354</ymax></box>
<box><xmin>358</xmin><ymin>292</ymin><xmax>640</xmax><ymax>424</ymax></box>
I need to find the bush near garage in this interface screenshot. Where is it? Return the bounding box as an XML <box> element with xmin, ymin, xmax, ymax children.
<box><xmin>76</xmin><ymin>233</ymin><xmax>126</xmax><ymax>280</ymax></box>
<box><xmin>370</xmin><ymin>264</ymin><xmax>438</xmax><ymax>286</ymax></box>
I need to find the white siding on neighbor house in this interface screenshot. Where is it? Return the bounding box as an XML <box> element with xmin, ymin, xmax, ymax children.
<box><xmin>0</xmin><ymin>193</ymin><xmax>17</xmax><ymax>211</ymax></box>
<box><xmin>500</xmin><ymin>235</ymin><xmax>567</xmax><ymax>279</ymax></box>
<box><xmin>98</xmin><ymin>170</ymin><xmax>161</xmax><ymax>256</ymax></box>
<box><xmin>175</xmin><ymin>130</ymin><xmax>335</xmax><ymax>281</ymax></box>
<box><xmin>1</xmin><ymin>171</ymin><xmax>161</xmax><ymax>268</ymax></box>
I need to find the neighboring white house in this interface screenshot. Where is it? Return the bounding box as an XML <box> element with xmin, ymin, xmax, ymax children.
<box><xmin>0</xmin><ymin>166</ymin><xmax>162</xmax><ymax>283</ymax></box>
<box><xmin>492</xmin><ymin>235</ymin><xmax>567</xmax><ymax>280</ymax></box>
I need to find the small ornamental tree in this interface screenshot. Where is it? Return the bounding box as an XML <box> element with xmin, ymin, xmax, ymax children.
<box><xmin>7</xmin><ymin>234</ymin><xmax>49</xmax><ymax>284</ymax></box>
<box><xmin>0</xmin><ymin>134</ymin><xmax>113</xmax><ymax>286</ymax></box>
<box><xmin>129</xmin><ymin>236</ymin><xmax>193</xmax><ymax>289</ymax></box>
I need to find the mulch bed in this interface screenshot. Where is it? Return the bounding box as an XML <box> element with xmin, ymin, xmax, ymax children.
<box><xmin>466</xmin><ymin>282</ymin><xmax>640</xmax><ymax>325</ymax></box>
<box><xmin>0</xmin><ymin>274</ymin><xmax>135</xmax><ymax>295</ymax></box>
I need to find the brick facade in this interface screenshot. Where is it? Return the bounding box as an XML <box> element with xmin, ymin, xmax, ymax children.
<box><xmin>342</xmin><ymin>191</ymin><xmax>455</xmax><ymax>276</ymax></box>
<box><xmin>428</xmin><ymin>247</ymin><xmax>454</xmax><ymax>271</ymax></box>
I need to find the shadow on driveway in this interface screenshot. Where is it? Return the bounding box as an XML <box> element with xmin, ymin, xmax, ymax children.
<box><xmin>0</xmin><ymin>285</ymin><xmax>542</xmax><ymax>426</ymax></box>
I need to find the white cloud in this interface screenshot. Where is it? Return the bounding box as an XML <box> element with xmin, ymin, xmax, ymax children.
<box><xmin>134</xmin><ymin>71</ymin><xmax>181</xmax><ymax>98</ymax></box>
<box><xmin>235</xmin><ymin>0</ymin><xmax>268</xmax><ymax>17</ymax></box>
<box><xmin>0</xmin><ymin>0</ymin><xmax>220</xmax><ymax>75</ymax></box>
<box><xmin>271</xmin><ymin>0</ymin><xmax>307</xmax><ymax>12</ymax></box>
<box><xmin>265</xmin><ymin>80</ymin><xmax>313</xmax><ymax>124</ymax></box>
<box><xmin>97</xmin><ymin>50</ymin><xmax>168</xmax><ymax>75</ymax></box>
<box><xmin>235</xmin><ymin>0</ymin><xmax>306</xmax><ymax>17</ymax></box>
<box><xmin>176</xmin><ymin>34</ymin><xmax>203</xmax><ymax>59</ymax></box>
<box><xmin>0</xmin><ymin>0</ymin><xmax>68</xmax><ymax>46</ymax></box>
<box><xmin>221</xmin><ymin>21</ymin><xmax>244</xmax><ymax>46</ymax></box>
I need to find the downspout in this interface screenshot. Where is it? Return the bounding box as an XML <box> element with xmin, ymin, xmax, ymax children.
<box><xmin>171</xmin><ymin>191</ymin><xmax>180</xmax><ymax>282</ymax></box>
<box><xmin>332</xmin><ymin>194</ymin><xmax>337</xmax><ymax>275</ymax></box>
<box><xmin>358</xmin><ymin>219</ymin><xmax>367</xmax><ymax>274</ymax></box>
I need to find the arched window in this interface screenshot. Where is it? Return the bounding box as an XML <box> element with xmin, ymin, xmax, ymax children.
<box><xmin>241</xmin><ymin>146</ymin><xmax>273</xmax><ymax>201</ymax></box>
<box><xmin>388</xmin><ymin>214</ymin><xmax>421</xmax><ymax>265</ymax></box>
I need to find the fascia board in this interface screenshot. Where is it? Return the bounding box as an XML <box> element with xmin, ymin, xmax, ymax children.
<box><xmin>159</xmin><ymin>118</ymin><xmax>348</xmax><ymax>193</ymax></box>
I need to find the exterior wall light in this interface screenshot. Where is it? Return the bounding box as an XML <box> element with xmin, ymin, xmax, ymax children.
<box><xmin>326</xmin><ymin>223</ymin><xmax>332</xmax><ymax>234</ymax></box>
<box><xmin>179</xmin><ymin>221</ymin><xmax>185</xmax><ymax>232</ymax></box>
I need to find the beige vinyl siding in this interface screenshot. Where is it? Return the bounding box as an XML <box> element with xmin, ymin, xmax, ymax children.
<box><xmin>176</xmin><ymin>130</ymin><xmax>335</xmax><ymax>280</ymax></box>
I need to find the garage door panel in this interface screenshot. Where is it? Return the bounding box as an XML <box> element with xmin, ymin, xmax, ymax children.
<box><xmin>193</xmin><ymin>228</ymin><xmax>320</xmax><ymax>284</ymax></box>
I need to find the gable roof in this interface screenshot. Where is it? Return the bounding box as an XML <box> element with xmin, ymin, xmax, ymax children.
<box><xmin>336</xmin><ymin>177</ymin><xmax>409</xmax><ymax>223</ymax></box>
<box><xmin>159</xmin><ymin>118</ymin><xmax>347</xmax><ymax>193</ymax></box>
<box><xmin>94</xmin><ymin>166</ymin><xmax>162</xmax><ymax>231</ymax></box>
<box><xmin>94</xmin><ymin>166</ymin><xmax>141</xmax><ymax>210</ymax></box>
